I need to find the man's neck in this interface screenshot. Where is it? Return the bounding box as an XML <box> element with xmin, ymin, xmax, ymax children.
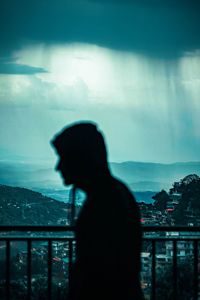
<box><xmin>80</xmin><ymin>170</ymin><xmax>112</xmax><ymax>195</ymax></box>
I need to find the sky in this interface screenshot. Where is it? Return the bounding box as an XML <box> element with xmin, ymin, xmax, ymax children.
<box><xmin>0</xmin><ymin>0</ymin><xmax>200</xmax><ymax>164</ymax></box>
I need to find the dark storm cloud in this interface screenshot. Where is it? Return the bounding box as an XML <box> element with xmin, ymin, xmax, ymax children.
<box><xmin>0</xmin><ymin>60</ymin><xmax>47</xmax><ymax>75</ymax></box>
<box><xmin>0</xmin><ymin>0</ymin><xmax>200</xmax><ymax>58</ymax></box>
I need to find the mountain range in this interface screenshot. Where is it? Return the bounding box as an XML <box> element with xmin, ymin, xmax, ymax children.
<box><xmin>0</xmin><ymin>160</ymin><xmax>200</xmax><ymax>193</ymax></box>
<box><xmin>110</xmin><ymin>161</ymin><xmax>200</xmax><ymax>191</ymax></box>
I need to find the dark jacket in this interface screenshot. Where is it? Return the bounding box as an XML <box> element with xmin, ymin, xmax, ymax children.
<box><xmin>68</xmin><ymin>176</ymin><xmax>143</xmax><ymax>300</ymax></box>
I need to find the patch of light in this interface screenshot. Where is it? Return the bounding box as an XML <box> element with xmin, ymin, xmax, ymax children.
<box><xmin>15</xmin><ymin>43</ymin><xmax>170</xmax><ymax>109</ymax></box>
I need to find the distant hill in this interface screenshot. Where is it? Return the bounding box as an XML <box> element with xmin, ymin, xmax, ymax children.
<box><xmin>0</xmin><ymin>160</ymin><xmax>200</xmax><ymax>192</ymax></box>
<box><xmin>129</xmin><ymin>181</ymin><xmax>167</xmax><ymax>192</ymax></box>
<box><xmin>0</xmin><ymin>160</ymin><xmax>62</xmax><ymax>189</ymax></box>
<box><xmin>0</xmin><ymin>184</ymin><xmax>69</xmax><ymax>225</ymax></box>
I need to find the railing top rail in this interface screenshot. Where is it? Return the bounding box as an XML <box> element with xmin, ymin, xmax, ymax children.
<box><xmin>0</xmin><ymin>226</ymin><xmax>75</xmax><ymax>231</ymax></box>
<box><xmin>0</xmin><ymin>225</ymin><xmax>199</xmax><ymax>232</ymax></box>
<box><xmin>142</xmin><ymin>226</ymin><xmax>200</xmax><ymax>232</ymax></box>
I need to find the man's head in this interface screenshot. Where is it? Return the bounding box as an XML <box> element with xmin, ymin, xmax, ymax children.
<box><xmin>51</xmin><ymin>122</ymin><xmax>109</xmax><ymax>188</ymax></box>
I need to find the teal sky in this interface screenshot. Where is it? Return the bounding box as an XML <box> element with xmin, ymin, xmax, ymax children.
<box><xmin>0</xmin><ymin>1</ymin><xmax>200</xmax><ymax>164</ymax></box>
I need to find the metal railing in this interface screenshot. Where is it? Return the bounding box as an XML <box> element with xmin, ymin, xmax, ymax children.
<box><xmin>0</xmin><ymin>226</ymin><xmax>199</xmax><ymax>300</ymax></box>
<box><xmin>143</xmin><ymin>226</ymin><xmax>200</xmax><ymax>300</ymax></box>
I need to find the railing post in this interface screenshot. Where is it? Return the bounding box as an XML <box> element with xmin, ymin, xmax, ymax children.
<box><xmin>48</xmin><ymin>240</ymin><xmax>52</xmax><ymax>300</ymax></box>
<box><xmin>68</xmin><ymin>239</ymin><xmax>73</xmax><ymax>287</ymax></box>
<box><xmin>173</xmin><ymin>240</ymin><xmax>177</xmax><ymax>300</ymax></box>
<box><xmin>151</xmin><ymin>240</ymin><xmax>156</xmax><ymax>300</ymax></box>
<box><xmin>27</xmin><ymin>240</ymin><xmax>32</xmax><ymax>300</ymax></box>
<box><xmin>5</xmin><ymin>240</ymin><xmax>10</xmax><ymax>300</ymax></box>
<box><xmin>193</xmin><ymin>240</ymin><xmax>198</xmax><ymax>300</ymax></box>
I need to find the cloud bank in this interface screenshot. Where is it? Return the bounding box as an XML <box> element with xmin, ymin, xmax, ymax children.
<box><xmin>1</xmin><ymin>0</ymin><xmax>200</xmax><ymax>58</ymax></box>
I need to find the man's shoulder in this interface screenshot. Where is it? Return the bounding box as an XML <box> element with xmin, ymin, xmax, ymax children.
<box><xmin>111</xmin><ymin>177</ymin><xmax>141</xmax><ymax>222</ymax></box>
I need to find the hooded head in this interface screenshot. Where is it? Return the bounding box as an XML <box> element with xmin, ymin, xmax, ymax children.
<box><xmin>51</xmin><ymin>122</ymin><xmax>109</xmax><ymax>188</ymax></box>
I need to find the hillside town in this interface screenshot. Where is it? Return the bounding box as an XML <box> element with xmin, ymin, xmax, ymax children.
<box><xmin>139</xmin><ymin>174</ymin><xmax>200</xmax><ymax>227</ymax></box>
<box><xmin>0</xmin><ymin>174</ymin><xmax>200</xmax><ymax>299</ymax></box>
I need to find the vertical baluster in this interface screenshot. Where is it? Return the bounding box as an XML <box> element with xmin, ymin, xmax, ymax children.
<box><xmin>151</xmin><ymin>240</ymin><xmax>156</xmax><ymax>300</ymax></box>
<box><xmin>68</xmin><ymin>239</ymin><xmax>73</xmax><ymax>287</ymax></box>
<box><xmin>193</xmin><ymin>240</ymin><xmax>198</xmax><ymax>300</ymax></box>
<box><xmin>6</xmin><ymin>240</ymin><xmax>10</xmax><ymax>300</ymax></box>
<box><xmin>27</xmin><ymin>240</ymin><xmax>32</xmax><ymax>300</ymax></box>
<box><xmin>48</xmin><ymin>240</ymin><xmax>52</xmax><ymax>300</ymax></box>
<box><xmin>173</xmin><ymin>241</ymin><xmax>177</xmax><ymax>300</ymax></box>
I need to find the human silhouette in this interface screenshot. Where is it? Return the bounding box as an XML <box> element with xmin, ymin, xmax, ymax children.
<box><xmin>52</xmin><ymin>122</ymin><xmax>144</xmax><ymax>300</ymax></box>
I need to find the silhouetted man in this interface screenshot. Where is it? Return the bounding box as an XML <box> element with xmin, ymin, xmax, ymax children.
<box><xmin>52</xmin><ymin>122</ymin><xmax>143</xmax><ymax>300</ymax></box>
